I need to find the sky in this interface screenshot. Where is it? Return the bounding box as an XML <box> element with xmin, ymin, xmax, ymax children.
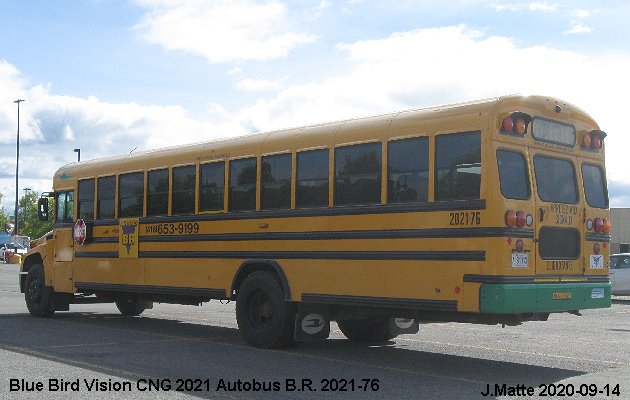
<box><xmin>1</xmin><ymin>0</ymin><xmax>630</xmax><ymax>215</ymax></box>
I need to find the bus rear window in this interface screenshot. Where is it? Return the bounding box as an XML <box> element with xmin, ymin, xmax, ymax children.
<box><xmin>582</xmin><ymin>164</ymin><xmax>608</xmax><ymax>209</ymax></box>
<box><xmin>533</xmin><ymin>156</ymin><xmax>577</xmax><ymax>204</ymax></box>
<box><xmin>497</xmin><ymin>150</ymin><xmax>530</xmax><ymax>200</ymax></box>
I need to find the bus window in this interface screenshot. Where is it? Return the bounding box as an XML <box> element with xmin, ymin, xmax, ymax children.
<box><xmin>199</xmin><ymin>162</ymin><xmax>225</xmax><ymax>212</ymax></box>
<box><xmin>533</xmin><ymin>156</ymin><xmax>578</xmax><ymax>204</ymax></box>
<box><xmin>497</xmin><ymin>150</ymin><xmax>530</xmax><ymax>200</ymax></box>
<box><xmin>229</xmin><ymin>158</ymin><xmax>257</xmax><ymax>211</ymax></box>
<box><xmin>435</xmin><ymin>132</ymin><xmax>481</xmax><ymax>201</ymax></box>
<box><xmin>56</xmin><ymin>191</ymin><xmax>74</xmax><ymax>223</ymax></box>
<box><xmin>261</xmin><ymin>154</ymin><xmax>291</xmax><ymax>210</ymax></box>
<box><xmin>147</xmin><ymin>169</ymin><xmax>169</xmax><ymax>216</ymax></box>
<box><xmin>78</xmin><ymin>179</ymin><xmax>95</xmax><ymax>220</ymax></box>
<box><xmin>582</xmin><ymin>164</ymin><xmax>608</xmax><ymax>209</ymax></box>
<box><xmin>388</xmin><ymin>137</ymin><xmax>428</xmax><ymax>203</ymax></box>
<box><xmin>97</xmin><ymin>176</ymin><xmax>115</xmax><ymax>219</ymax></box>
<box><xmin>334</xmin><ymin>142</ymin><xmax>381</xmax><ymax>206</ymax></box>
<box><xmin>119</xmin><ymin>172</ymin><xmax>144</xmax><ymax>217</ymax></box>
<box><xmin>172</xmin><ymin>165</ymin><xmax>196</xmax><ymax>215</ymax></box>
<box><xmin>296</xmin><ymin>149</ymin><xmax>329</xmax><ymax>208</ymax></box>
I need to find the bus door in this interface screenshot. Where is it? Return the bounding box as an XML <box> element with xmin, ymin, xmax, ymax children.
<box><xmin>578</xmin><ymin>158</ymin><xmax>609</xmax><ymax>274</ymax></box>
<box><xmin>530</xmin><ymin>150</ymin><xmax>584</xmax><ymax>276</ymax></box>
<box><xmin>52</xmin><ymin>190</ymin><xmax>75</xmax><ymax>292</ymax></box>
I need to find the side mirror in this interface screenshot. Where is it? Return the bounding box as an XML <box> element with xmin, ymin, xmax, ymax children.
<box><xmin>38</xmin><ymin>198</ymin><xmax>49</xmax><ymax>221</ymax></box>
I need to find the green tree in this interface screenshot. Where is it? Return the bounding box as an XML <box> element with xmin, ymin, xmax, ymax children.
<box><xmin>0</xmin><ymin>193</ymin><xmax>10</xmax><ymax>231</ymax></box>
<box><xmin>18</xmin><ymin>191</ymin><xmax>54</xmax><ymax>239</ymax></box>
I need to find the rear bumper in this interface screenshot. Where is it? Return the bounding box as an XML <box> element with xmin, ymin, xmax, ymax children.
<box><xmin>480</xmin><ymin>282</ymin><xmax>611</xmax><ymax>313</ymax></box>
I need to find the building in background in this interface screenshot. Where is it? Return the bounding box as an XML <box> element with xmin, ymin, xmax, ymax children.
<box><xmin>611</xmin><ymin>208</ymin><xmax>630</xmax><ymax>254</ymax></box>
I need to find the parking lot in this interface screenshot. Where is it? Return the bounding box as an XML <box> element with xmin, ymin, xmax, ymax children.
<box><xmin>1</xmin><ymin>263</ymin><xmax>629</xmax><ymax>399</ymax></box>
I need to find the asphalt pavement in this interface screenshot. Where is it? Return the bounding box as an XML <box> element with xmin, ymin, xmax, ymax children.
<box><xmin>1</xmin><ymin>262</ymin><xmax>628</xmax><ymax>399</ymax></box>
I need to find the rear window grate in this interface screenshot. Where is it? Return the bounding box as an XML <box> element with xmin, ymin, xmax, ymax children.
<box><xmin>538</xmin><ymin>228</ymin><xmax>580</xmax><ymax>260</ymax></box>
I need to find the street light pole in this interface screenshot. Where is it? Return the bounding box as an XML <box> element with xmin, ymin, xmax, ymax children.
<box><xmin>14</xmin><ymin>99</ymin><xmax>25</xmax><ymax>236</ymax></box>
<box><xmin>74</xmin><ymin>148</ymin><xmax>81</xmax><ymax>162</ymax></box>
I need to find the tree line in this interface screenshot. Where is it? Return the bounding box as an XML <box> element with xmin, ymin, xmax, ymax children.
<box><xmin>0</xmin><ymin>191</ymin><xmax>54</xmax><ymax>240</ymax></box>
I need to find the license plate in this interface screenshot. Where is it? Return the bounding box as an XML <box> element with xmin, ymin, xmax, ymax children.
<box><xmin>553</xmin><ymin>292</ymin><xmax>572</xmax><ymax>300</ymax></box>
<box><xmin>511</xmin><ymin>253</ymin><xmax>528</xmax><ymax>268</ymax></box>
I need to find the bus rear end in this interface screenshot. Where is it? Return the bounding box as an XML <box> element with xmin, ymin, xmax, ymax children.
<box><xmin>481</xmin><ymin>96</ymin><xmax>611</xmax><ymax>316</ymax></box>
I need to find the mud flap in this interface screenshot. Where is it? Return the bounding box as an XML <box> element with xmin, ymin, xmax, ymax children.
<box><xmin>294</xmin><ymin>309</ymin><xmax>330</xmax><ymax>342</ymax></box>
<box><xmin>388</xmin><ymin>318</ymin><xmax>419</xmax><ymax>336</ymax></box>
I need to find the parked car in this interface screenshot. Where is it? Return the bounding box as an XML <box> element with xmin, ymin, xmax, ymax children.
<box><xmin>610</xmin><ymin>253</ymin><xmax>630</xmax><ymax>295</ymax></box>
<box><xmin>2</xmin><ymin>244</ymin><xmax>27</xmax><ymax>264</ymax></box>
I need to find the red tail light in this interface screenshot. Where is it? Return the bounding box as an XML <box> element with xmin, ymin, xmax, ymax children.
<box><xmin>516</xmin><ymin>211</ymin><xmax>526</xmax><ymax>228</ymax></box>
<box><xmin>593</xmin><ymin>243</ymin><xmax>600</xmax><ymax>255</ymax></box>
<box><xmin>593</xmin><ymin>218</ymin><xmax>603</xmax><ymax>233</ymax></box>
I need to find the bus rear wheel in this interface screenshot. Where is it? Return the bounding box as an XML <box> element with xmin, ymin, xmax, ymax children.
<box><xmin>115</xmin><ymin>298</ymin><xmax>148</xmax><ymax>316</ymax></box>
<box><xmin>236</xmin><ymin>271</ymin><xmax>295</xmax><ymax>348</ymax></box>
<box><xmin>337</xmin><ymin>319</ymin><xmax>397</xmax><ymax>343</ymax></box>
<box><xmin>25</xmin><ymin>264</ymin><xmax>55</xmax><ymax>318</ymax></box>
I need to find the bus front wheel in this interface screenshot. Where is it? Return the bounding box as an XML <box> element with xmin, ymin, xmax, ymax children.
<box><xmin>337</xmin><ymin>319</ymin><xmax>397</xmax><ymax>343</ymax></box>
<box><xmin>25</xmin><ymin>264</ymin><xmax>55</xmax><ymax>318</ymax></box>
<box><xmin>236</xmin><ymin>271</ymin><xmax>295</xmax><ymax>348</ymax></box>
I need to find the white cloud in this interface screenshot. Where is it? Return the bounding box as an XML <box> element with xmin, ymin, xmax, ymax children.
<box><xmin>235</xmin><ymin>25</ymin><xmax>630</xmax><ymax>204</ymax></box>
<box><xmin>528</xmin><ymin>2</ymin><xmax>556</xmax><ymax>12</ymax></box>
<box><xmin>571</xmin><ymin>9</ymin><xmax>590</xmax><ymax>18</ymax></box>
<box><xmin>564</xmin><ymin>22</ymin><xmax>592</xmax><ymax>34</ymax></box>
<box><xmin>493</xmin><ymin>4</ymin><xmax>522</xmax><ymax>12</ymax></box>
<box><xmin>236</xmin><ymin>78</ymin><xmax>284</xmax><ymax>91</ymax></box>
<box><xmin>134</xmin><ymin>0</ymin><xmax>316</xmax><ymax>63</ymax></box>
<box><xmin>0</xmin><ymin>63</ymin><xmax>249</xmax><ymax>211</ymax></box>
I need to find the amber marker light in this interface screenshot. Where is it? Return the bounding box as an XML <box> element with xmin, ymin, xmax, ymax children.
<box><xmin>603</xmin><ymin>218</ymin><xmax>612</xmax><ymax>234</ymax></box>
<box><xmin>505</xmin><ymin>210</ymin><xmax>516</xmax><ymax>227</ymax></box>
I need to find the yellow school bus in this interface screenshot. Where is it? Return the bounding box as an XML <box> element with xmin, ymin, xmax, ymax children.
<box><xmin>21</xmin><ymin>95</ymin><xmax>611</xmax><ymax>348</ymax></box>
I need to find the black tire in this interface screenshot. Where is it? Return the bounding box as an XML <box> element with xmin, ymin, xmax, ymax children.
<box><xmin>24</xmin><ymin>264</ymin><xmax>55</xmax><ymax>318</ymax></box>
<box><xmin>236</xmin><ymin>271</ymin><xmax>295</xmax><ymax>348</ymax></box>
<box><xmin>337</xmin><ymin>319</ymin><xmax>397</xmax><ymax>343</ymax></box>
<box><xmin>115</xmin><ymin>298</ymin><xmax>148</xmax><ymax>316</ymax></box>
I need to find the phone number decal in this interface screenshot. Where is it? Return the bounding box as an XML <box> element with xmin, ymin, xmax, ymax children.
<box><xmin>145</xmin><ymin>222</ymin><xmax>200</xmax><ymax>235</ymax></box>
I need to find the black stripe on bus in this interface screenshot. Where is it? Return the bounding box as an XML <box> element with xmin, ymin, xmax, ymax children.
<box><xmin>89</xmin><ymin>226</ymin><xmax>534</xmax><ymax>245</ymax></box>
<box><xmin>585</xmin><ymin>232</ymin><xmax>612</xmax><ymax>242</ymax></box>
<box><xmin>301</xmin><ymin>293</ymin><xmax>457</xmax><ymax>311</ymax></box>
<box><xmin>90</xmin><ymin>199</ymin><xmax>487</xmax><ymax>226</ymax></box>
<box><xmin>75</xmin><ymin>250</ymin><xmax>485</xmax><ymax>261</ymax></box>
<box><xmin>75</xmin><ymin>282</ymin><xmax>227</xmax><ymax>299</ymax></box>
<box><xmin>141</xmin><ymin>227</ymin><xmax>533</xmax><ymax>243</ymax></box>
<box><xmin>463</xmin><ymin>274</ymin><xmax>610</xmax><ymax>284</ymax></box>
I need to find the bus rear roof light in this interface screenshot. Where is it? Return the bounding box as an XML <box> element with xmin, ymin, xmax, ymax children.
<box><xmin>591</xmin><ymin>132</ymin><xmax>602</xmax><ymax>149</ymax></box>
<box><xmin>582</xmin><ymin>133</ymin><xmax>591</xmax><ymax>148</ymax></box>
<box><xmin>500</xmin><ymin>112</ymin><xmax>532</xmax><ymax>135</ymax></box>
